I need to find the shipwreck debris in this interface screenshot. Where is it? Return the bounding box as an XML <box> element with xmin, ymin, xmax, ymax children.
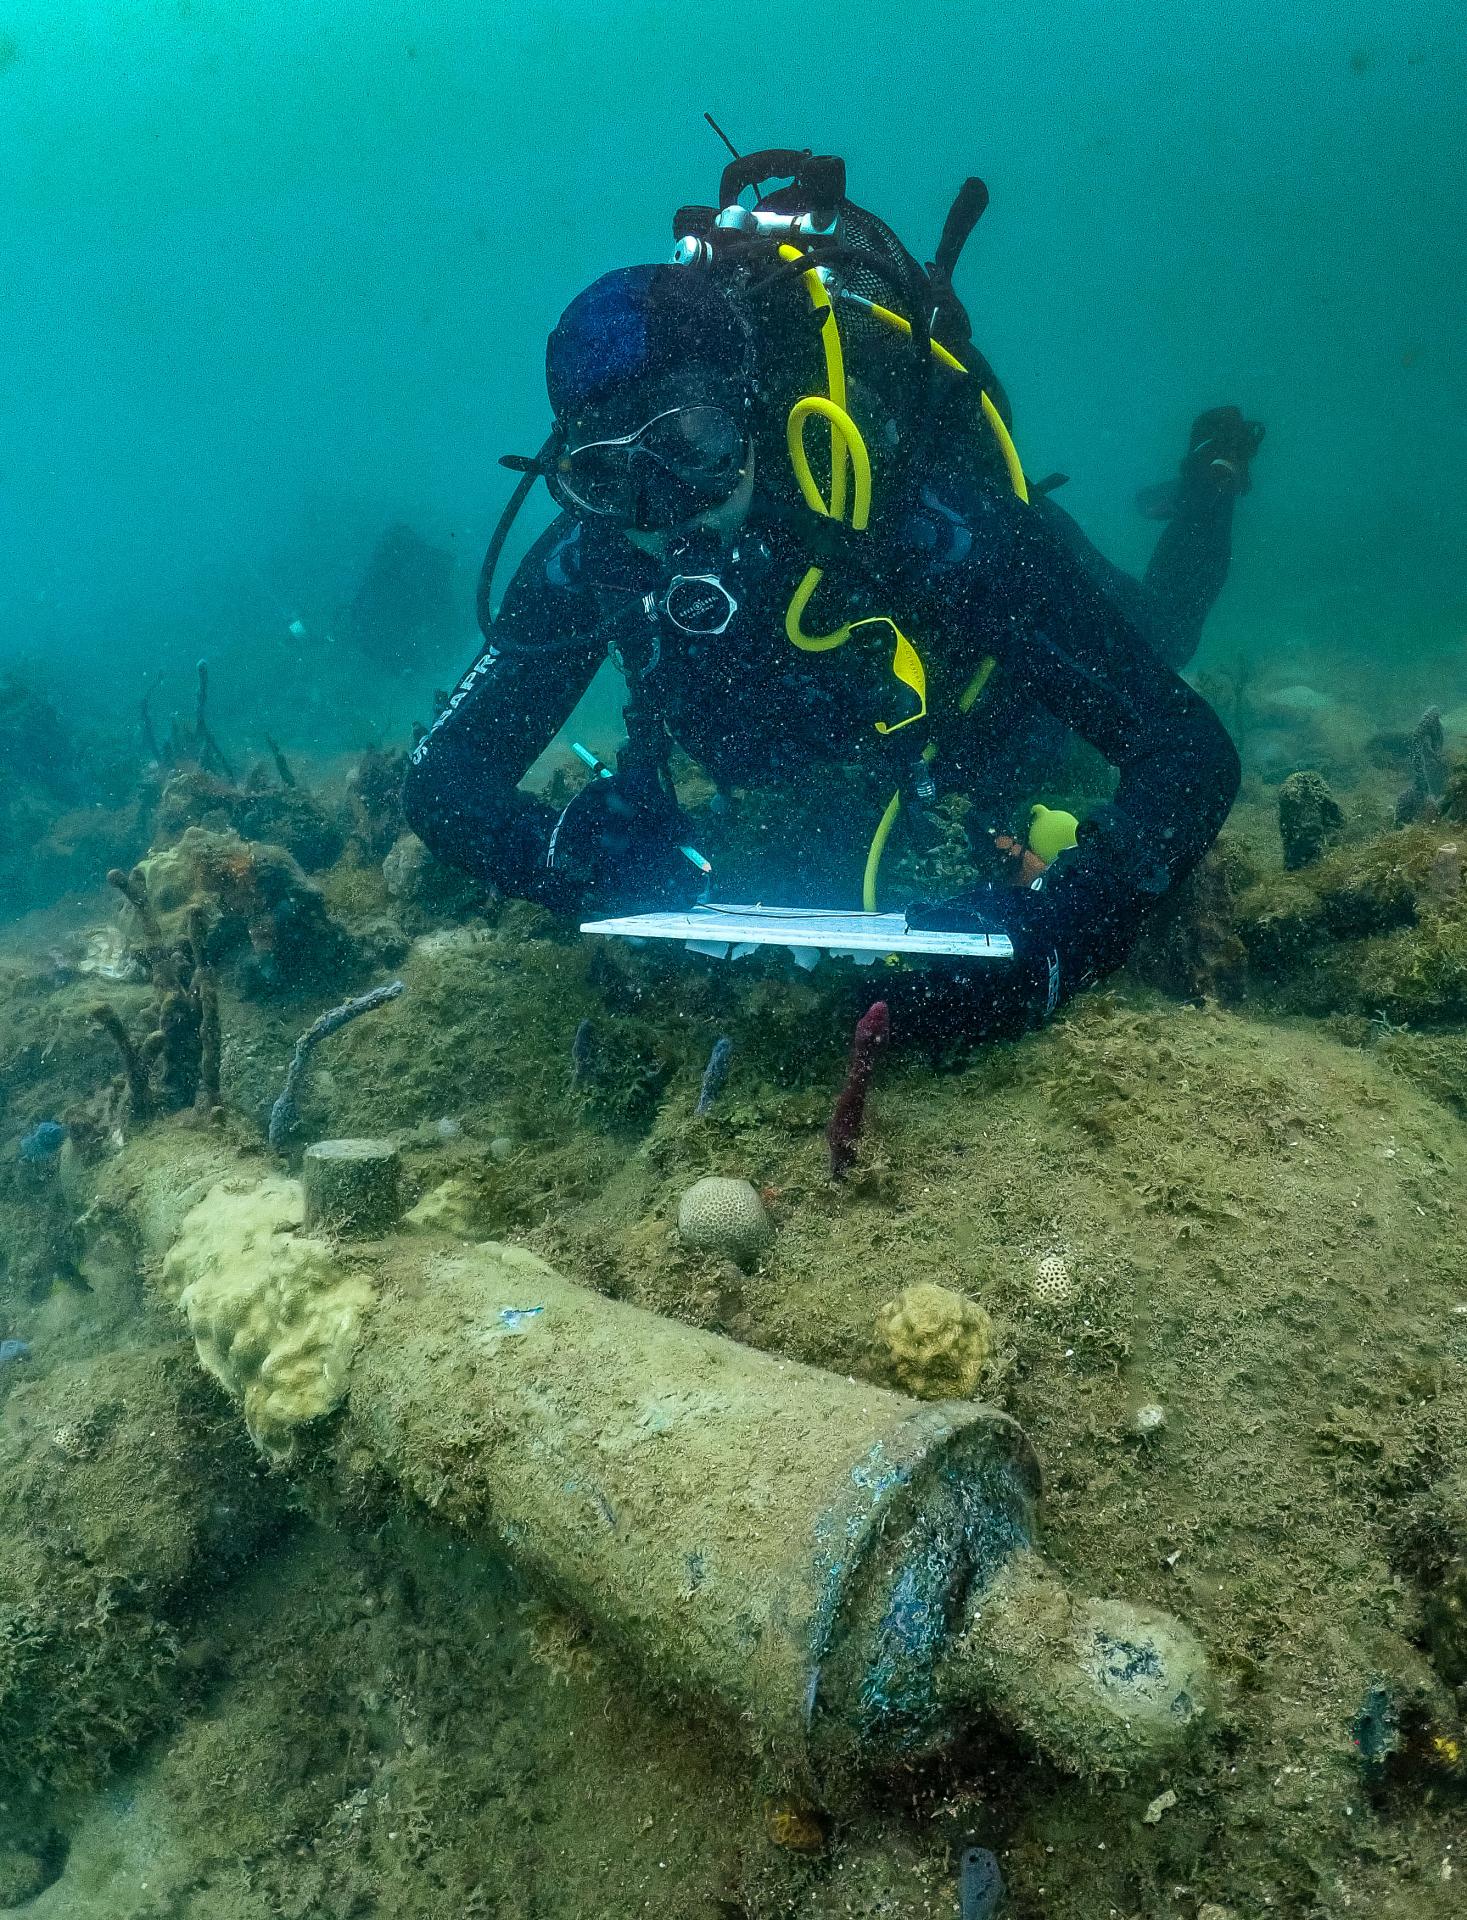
<box><xmin>1277</xmin><ymin>770</ymin><xmax>1344</xmax><ymax>871</ymax></box>
<box><xmin>302</xmin><ymin>1137</ymin><xmax>404</xmax><ymax>1237</ymax></box>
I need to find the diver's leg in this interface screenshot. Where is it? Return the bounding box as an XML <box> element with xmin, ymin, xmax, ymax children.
<box><xmin>1029</xmin><ymin>495</ymin><xmax>1153</xmax><ymax>632</ymax></box>
<box><xmin>1137</xmin><ymin>407</ymin><xmax>1264</xmax><ymax>672</ymax></box>
<box><xmin>1036</xmin><ymin>408</ymin><xmax>1262</xmax><ymax>675</ymax></box>
<box><xmin>1137</xmin><ymin>488</ymin><xmax>1236</xmax><ymax>673</ymax></box>
<box><xmin>1032</xmin><ymin>483</ymin><xmax>1230</xmax><ymax>678</ymax></box>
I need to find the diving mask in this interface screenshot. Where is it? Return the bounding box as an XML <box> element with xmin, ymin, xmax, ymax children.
<box><xmin>552</xmin><ymin>404</ymin><xmax>749</xmax><ymax>530</ymax></box>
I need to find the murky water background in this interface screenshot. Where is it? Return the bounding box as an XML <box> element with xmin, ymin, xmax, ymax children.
<box><xmin>1</xmin><ymin>1</ymin><xmax>1463</xmax><ymax>755</ymax></box>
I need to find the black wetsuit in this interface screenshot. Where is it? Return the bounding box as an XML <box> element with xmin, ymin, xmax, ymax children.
<box><xmin>404</xmin><ymin>453</ymin><xmax>1239</xmax><ymax>1032</ymax></box>
<box><xmin>1039</xmin><ymin>483</ymin><xmax>1236</xmax><ymax>678</ymax></box>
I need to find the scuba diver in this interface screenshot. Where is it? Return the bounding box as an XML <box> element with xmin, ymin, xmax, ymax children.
<box><xmin>404</xmin><ymin>148</ymin><xmax>1259</xmax><ymax>1037</ymax></box>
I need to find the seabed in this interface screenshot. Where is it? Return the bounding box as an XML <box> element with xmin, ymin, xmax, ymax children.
<box><xmin>1</xmin><ymin>683</ymin><xmax>1465</xmax><ymax>1919</ymax></box>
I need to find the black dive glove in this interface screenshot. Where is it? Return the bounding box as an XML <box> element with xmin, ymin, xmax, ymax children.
<box><xmin>543</xmin><ymin>772</ymin><xmax>703</xmax><ymax>916</ymax></box>
<box><xmin>903</xmin><ymin>809</ymin><xmax>1170</xmax><ymax>1041</ymax></box>
<box><xmin>901</xmin><ymin>881</ymin><xmax>1068</xmax><ymax>1042</ymax></box>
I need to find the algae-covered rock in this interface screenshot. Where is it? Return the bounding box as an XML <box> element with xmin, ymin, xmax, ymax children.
<box><xmin>0</xmin><ymin>670</ymin><xmax>139</xmax><ymax>914</ymax></box>
<box><xmin>161</xmin><ymin>1173</ymin><xmax>374</xmax><ymax>1455</ymax></box>
<box><xmin>874</xmin><ymin>1280</ymin><xmax>992</xmax><ymax>1399</ymax></box>
<box><xmin>135</xmin><ymin>825</ymin><xmax>354</xmax><ymax>992</ymax></box>
<box><xmin>0</xmin><ymin>1841</ymin><xmax>54</xmax><ymax>1906</ymax></box>
<box><xmin>235</xmin><ymin>785</ymin><xmax>346</xmax><ymax>873</ymax></box>
<box><xmin>1126</xmin><ymin>835</ymin><xmax>1255</xmax><ymax>1002</ymax></box>
<box><xmin>1230</xmin><ymin>819</ymin><xmax>1467</xmax><ymax>1024</ymax></box>
<box><xmin>382</xmin><ymin>829</ymin><xmax>485</xmax><ymax>925</ymax></box>
<box><xmin>153</xmin><ymin>767</ymin><xmax>345</xmax><ymax>871</ymax></box>
<box><xmin>0</xmin><ymin>1338</ymin><xmax>279</xmax><ymax>1799</ymax></box>
<box><xmin>1352</xmin><ymin>910</ymin><xmax>1467</xmax><ymax>1025</ymax></box>
<box><xmin>400</xmin><ymin>1157</ymin><xmax>552</xmax><ymax>1243</ymax></box>
<box><xmin>1277</xmin><ymin>770</ymin><xmax>1345</xmax><ymax>870</ymax></box>
<box><xmin>345</xmin><ymin>746</ymin><xmax>408</xmax><ymax>863</ymax></box>
<box><xmin>677</xmin><ymin>1176</ymin><xmax>772</xmax><ymax>1268</ymax></box>
<box><xmin>1236</xmin><ymin>830</ymin><xmax>1422</xmax><ymax>979</ymax></box>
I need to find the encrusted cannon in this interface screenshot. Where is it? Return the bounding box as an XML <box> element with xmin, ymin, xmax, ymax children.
<box><xmin>102</xmin><ymin>1133</ymin><xmax>1210</xmax><ymax>1787</ymax></box>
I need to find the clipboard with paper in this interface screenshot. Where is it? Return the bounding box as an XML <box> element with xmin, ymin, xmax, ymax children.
<box><xmin>579</xmin><ymin>902</ymin><xmax>1015</xmax><ymax>970</ymax></box>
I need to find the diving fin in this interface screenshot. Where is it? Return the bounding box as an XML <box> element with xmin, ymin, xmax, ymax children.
<box><xmin>959</xmin><ymin>1845</ymin><xmax>1005</xmax><ymax>1919</ymax></box>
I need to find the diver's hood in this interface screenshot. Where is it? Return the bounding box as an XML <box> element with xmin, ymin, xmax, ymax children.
<box><xmin>546</xmin><ymin>265</ymin><xmax>756</xmax><ymax>423</ymax></box>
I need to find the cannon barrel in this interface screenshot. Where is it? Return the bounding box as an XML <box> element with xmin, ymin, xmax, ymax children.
<box><xmin>104</xmin><ymin>1137</ymin><xmax>1210</xmax><ymax>1783</ymax></box>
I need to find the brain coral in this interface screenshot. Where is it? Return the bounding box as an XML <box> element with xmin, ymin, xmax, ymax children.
<box><xmin>875</xmin><ymin>1281</ymin><xmax>993</xmax><ymax>1400</ymax></box>
<box><xmin>676</xmin><ymin>1177</ymin><xmax>772</xmax><ymax>1268</ymax></box>
<box><xmin>404</xmin><ymin>1174</ymin><xmax>484</xmax><ymax>1239</ymax></box>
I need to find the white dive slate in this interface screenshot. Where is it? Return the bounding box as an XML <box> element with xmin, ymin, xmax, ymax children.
<box><xmin>580</xmin><ymin>903</ymin><xmax>1016</xmax><ymax>967</ymax></box>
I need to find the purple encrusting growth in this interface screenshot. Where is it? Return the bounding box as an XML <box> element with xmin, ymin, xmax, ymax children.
<box><xmin>695</xmin><ymin>1036</ymin><xmax>734</xmax><ymax>1116</ymax></box>
<box><xmin>0</xmin><ymin>1339</ymin><xmax>31</xmax><ymax>1367</ymax></box>
<box><xmin>268</xmin><ymin>980</ymin><xmax>404</xmax><ymax>1153</ymax></box>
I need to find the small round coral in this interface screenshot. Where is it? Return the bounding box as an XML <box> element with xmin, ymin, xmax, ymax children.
<box><xmin>676</xmin><ymin>1177</ymin><xmax>772</xmax><ymax>1268</ymax></box>
<box><xmin>764</xmin><ymin>1799</ymin><xmax>829</xmax><ymax>1855</ymax></box>
<box><xmin>875</xmin><ymin>1281</ymin><xmax>993</xmax><ymax>1400</ymax></box>
<box><xmin>1033</xmin><ymin>1252</ymin><xmax>1073</xmax><ymax>1306</ymax></box>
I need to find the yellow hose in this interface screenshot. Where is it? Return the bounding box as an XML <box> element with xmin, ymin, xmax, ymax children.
<box><xmin>979</xmin><ymin>393</ymin><xmax>1029</xmax><ymax>505</ymax></box>
<box><xmin>787</xmin><ymin>395</ymin><xmax>872</xmax><ymax>528</ymax></box>
<box><xmin>784</xmin><ymin>397</ymin><xmax>927</xmax><ymax>729</ymax></box>
<box><xmin>863</xmin><ymin>790</ymin><xmax>904</xmax><ymax>911</ymax></box>
<box><xmin>849</xmin><ymin>292</ymin><xmax>1030</xmax><ymax>505</ymax></box>
<box><xmin>778</xmin><ymin>256</ymin><xmax>1032</xmax><ymax>910</ymax></box>
<box><xmin>778</xmin><ymin>245</ymin><xmax>849</xmax><ymax>518</ymax></box>
<box><xmin>958</xmin><ymin>656</ymin><xmax>996</xmax><ymax>713</ymax></box>
<box><xmin>784</xmin><ymin>396</ymin><xmax>868</xmax><ymax>652</ymax></box>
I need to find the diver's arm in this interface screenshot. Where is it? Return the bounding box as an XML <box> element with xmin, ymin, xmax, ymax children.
<box><xmin>905</xmin><ymin>481</ymin><xmax>1239</xmax><ymax>1019</ymax></box>
<box><xmin>991</xmin><ymin>488</ymin><xmax>1240</xmax><ymax>919</ymax></box>
<box><xmin>401</xmin><ymin>518</ymin><xmax>606</xmax><ymax>902</ymax></box>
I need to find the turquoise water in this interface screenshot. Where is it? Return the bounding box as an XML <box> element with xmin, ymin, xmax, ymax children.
<box><xmin>1</xmin><ymin>1</ymin><xmax>1463</xmax><ymax>748</ymax></box>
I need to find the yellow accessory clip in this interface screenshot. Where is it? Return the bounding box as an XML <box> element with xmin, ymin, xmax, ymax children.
<box><xmin>785</xmin><ymin>395</ymin><xmax>927</xmax><ymax>733</ymax></box>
